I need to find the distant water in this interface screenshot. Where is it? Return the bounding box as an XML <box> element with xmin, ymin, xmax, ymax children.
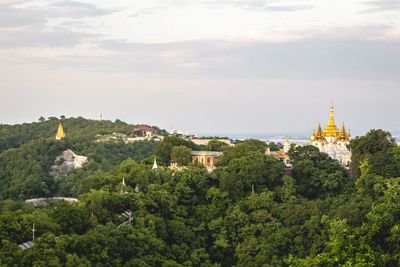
<box><xmin>197</xmin><ymin>133</ymin><xmax>310</xmax><ymax>144</ymax></box>
<box><xmin>198</xmin><ymin>132</ymin><xmax>400</xmax><ymax>144</ymax></box>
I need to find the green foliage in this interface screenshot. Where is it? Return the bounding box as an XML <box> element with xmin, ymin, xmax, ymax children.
<box><xmin>207</xmin><ymin>139</ymin><xmax>229</xmax><ymax>152</ymax></box>
<box><xmin>268</xmin><ymin>141</ymin><xmax>283</xmax><ymax>152</ymax></box>
<box><xmin>0</xmin><ymin>138</ymin><xmax>66</xmax><ymax>200</ymax></box>
<box><xmin>51</xmin><ymin>201</ymin><xmax>91</xmax><ymax>235</ymax></box>
<box><xmin>0</xmin><ymin>117</ymin><xmax>135</xmax><ymax>153</ymax></box>
<box><xmin>290</xmin><ymin>145</ymin><xmax>347</xmax><ymax>198</ymax></box>
<box><xmin>218</xmin><ymin>139</ymin><xmax>267</xmax><ymax>166</ymax></box>
<box><xmin>280</xmin><ymin>175</ymin><xmax>297</xmax><ymax>202</ymax></box>
<box><xmin>350</xmin><ymin>130</ymin><xmax>400</xmax><ymax>199</ymax></box>
<box><xmin>2</xmin><ymin>123</ymin><xmax>400</xmax><ymax>266</ymax></box>
<box><xmin>155</xmin><ymin>136</ymin><xmax>196</xmax><ymax>165</ymax></box>
<box><xmin>349</xmin><ymin>129</ymin><xmax>396</xmax><ymax>177</ymax></box>
<box><xmin>171</xmin><ymin>145</ymin><xmax>192</xmax><ymax>166</ymax></box>
<box><xmin>219</xmin><ymin>152</ymin><xmax>285</xmax><ymax>199</ymax></box>
<box><xmin>0</xmin><ymin>118</ymin><xmax>157</xmax><ymax>200</ymax></box>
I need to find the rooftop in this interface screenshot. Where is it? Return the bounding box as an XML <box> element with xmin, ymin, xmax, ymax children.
<box><xmin>191</xmin><ymin>151</ymin><xmax>224</xmax><ymax>156</ymax></box>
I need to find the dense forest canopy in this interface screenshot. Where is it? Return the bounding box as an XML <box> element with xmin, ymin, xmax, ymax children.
<box><xmin>1</xmin><ymin>119</ymin><xmax>400</xmax><ymax>266</ymax></box>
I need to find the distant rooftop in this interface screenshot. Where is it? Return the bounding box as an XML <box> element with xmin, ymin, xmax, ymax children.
<box><xmin>191</xmin><ymin>151</ymin><xmax>224</xmax><ymax>156</ymax></box>
<box><xmin>134</xmin><ymin>125</ymin><xmax>155</xmax><ymax>132</ymax></box>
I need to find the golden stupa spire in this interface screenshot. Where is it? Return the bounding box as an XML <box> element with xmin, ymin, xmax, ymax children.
<box><xmin>323</xmin><ymin>102</ymin><xmax>339</xmax><ymax>137</ymax></box>
<box><xmin>314</xmin><ymin>123</ymin><xmax>324</xmax><ymax>141</ymax></box>
<box><xmin>317</xmin><ymin>123</ymin><xmax>323</xmax><ymax>137</ymax></box>
<box><xmin>347</xmin><ymin>129</ymin><xmax>351</xmax><ymax>140</ymax></box>
<box><xmin>56</xmin><ymin>123</ymin><xmax>65</xmax><ymax>140</ymax></box>
<box><xmin>311</xmin><ymin>129</ymin><xmax>316</xmax><ymax>141</ymax></box>
<box><xmin>338</xmin><ymin>122</ymin><xmax>346</xmax><ymax>141</ymax></box>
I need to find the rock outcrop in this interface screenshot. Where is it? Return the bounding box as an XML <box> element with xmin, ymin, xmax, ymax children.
<box><xmin>50</xmin><ymin>149</ymin><xmax>88</xmax><ymax>178</ymax></box>
<box><xmin>25</xmin><ymin>197</ymin><xmax>78</xmax><ymax>206</ymax></box>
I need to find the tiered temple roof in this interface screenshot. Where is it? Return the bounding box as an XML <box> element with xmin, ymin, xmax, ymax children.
<box><xmin>311</xmin><ymin>104</ymin><xmax>350</xmax><ymax>142</ymax></box>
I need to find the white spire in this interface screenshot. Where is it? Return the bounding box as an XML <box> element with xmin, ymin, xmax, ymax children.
<box><xmin>152</xmin><ymin>157</ymin><xmax>158</xmax><ymax>170</ymax></box>
<box><xmin>32</xmin><ymin>223</ymin><xmax>36</xmax><ymax>244</ymax></box>
<box><xmin>283</xmin><ymin>136</ymin><xmax>290</xmax><ymax>153</ymax></box>
<box><xmin>121</xmin><ymin>178</ymin><xmax>128</xmax><ymax>194</ymax></box>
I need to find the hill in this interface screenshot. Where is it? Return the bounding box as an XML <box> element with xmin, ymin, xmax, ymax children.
<box><xmin>1</xmin><ymin>124</ymin><xmax>400</xmax><ymax>266</ymax></box>
<box><xmin>0</xmin><ymin>117</ymin><xmax>162</xmax><ymax>200</ymax></box>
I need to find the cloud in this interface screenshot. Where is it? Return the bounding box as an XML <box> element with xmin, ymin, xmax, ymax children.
<box><xmin>0</xmin><ymin>6</ymin><xmax>46</xmax><ymax>27</ymax></box>
<box><xmin>94</xmin><ymin>23</ymin><xmax>400</xmax><ymax>80</ymax></box>
<box><xmin>29</xmin><ymin>36</ymin><xmax>397</xmax><ymax>81</ymax></box>
<box><xmin>363</xmin><ymin>0</ymin><xmax>400</xmax><ymax>12</ymax></box>
<box><xmin>0</xmin><ymin>0</ymin><xmax>25</xmax><ymax>7</ymax></box>
<box><xmin>0</xmin><ymin>1</ymin><xmax>113</xmax><ymax>28</ymax></box>
<box><xmin>265</xmin><ymin>4</ymin><xmax>314</xmax><ymax>12</ymax></box>
<box><xmin>164</xmin><ymin>0</ymin><xmax>314</xmax><ymax>12</ymax></box>
<box><xmin>0</xmin><ymin>1</ymin><xmax>112</xmax><ymax>48</ymax></box>
<box><xmin>47</xmin><ymin>1</ymin><xmax>112</xmax><ymax>18</ymax></box>
<box><xmin>127</xmin><ymin>1</ymin><xmax>314</xmax><ymax>21</ymax></box>
<box><xmin>129</xmin><ymin>6</ymin><xmax>168</xmax><ymax>18</ymax></box>
<box><xmin>0</xmin><ymin>28</ymin><xmax>94</xmax><ymax>48</ymax></box>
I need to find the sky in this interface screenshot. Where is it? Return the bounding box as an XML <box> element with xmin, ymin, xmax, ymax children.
<box><xmin>0</xmin><ymin>0</ymin><xmax>399</xmax><ymax>136</ymax></box>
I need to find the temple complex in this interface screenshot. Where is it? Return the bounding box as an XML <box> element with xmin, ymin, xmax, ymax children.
<box><xmin>310</xmin><ymin>104</ymin><xmax>352</xmax><ymax>167</ymax></box>
<box><xmin>56</xmin><ymin>123</ymin><xmax>65</xmax><ymax>140</ymax></box>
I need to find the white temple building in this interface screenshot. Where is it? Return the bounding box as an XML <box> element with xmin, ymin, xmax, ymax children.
<box><xmin>310</xmin><ymin>104</ymin><xmax>352</xmax><ymax>167</ymax></box>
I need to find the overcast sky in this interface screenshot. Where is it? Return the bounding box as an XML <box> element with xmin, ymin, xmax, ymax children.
<box><xmin>0</xmin><ymin>0</ymin><xmax>399</xmax><ymax>136</ymax></box>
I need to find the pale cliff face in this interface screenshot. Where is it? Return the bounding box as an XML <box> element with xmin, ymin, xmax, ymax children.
<box><xmin>50</xmin><ymin>149</ymin><xmax>88</xmax><ymax>179</ymax></box>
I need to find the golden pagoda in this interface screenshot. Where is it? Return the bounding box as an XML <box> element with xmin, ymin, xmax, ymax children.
<box><xmin>323</xmin><ymin>103</ymin><xmax>339</xmax><ymax>137</ymax></box>
<box><xmin>338</xmin><ymin>122</ymin><xmax>348</xmax><ymax>141</ymax></box>
<box><xmin>310</xmin><ymin>102</ymin><xmax>352</xmax><ymax>168</ymax></box>
<box><xmin>315</xmin><ymin>123</ymin><xmax>324</xmax><ymax>141</ymax></box>
<box><xmin>56</xmin><ymin>123</ymin><xmax>65</xmax><ymax>140</ymax></box>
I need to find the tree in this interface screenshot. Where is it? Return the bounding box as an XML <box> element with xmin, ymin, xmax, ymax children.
<box><xmin>268</xmin><ymin>142</ymin><xmax>283</xmax><ymax>152</ymax></box>
<box><xmin>155</xmin><ymin>136</ymin><xmax>196</xmax><ymax>165</ymax></box>
<box><xmin>51</xmin><ymin>201</ymin><xmax>91</xmax><ymax>235</ymax></box>
<box><xmin>289</xmin><ymin>146</ymin><xmax>346</xmax><ymax>198</ymax></box>
<box><xmin>218</xmin><ymin>139</ymin><xmax>267</xmax><ymax>166</ymax></box>
<box><xmin>219</xmin><ymin>152</ymin><xmax>285</xmax><ymax>199</ymax></box>
<box><xmin>294</xmin><ymin>219</ymin><xmax>376</xmax><ymax>266</ymax></box>
<box><xmin>349</xmin><ymin>129</ymin><xmax>396</xmax><ymax>177</ymax></box>
<box><xmin>365</xmin><ymin>177</ymin><xmax>400</xmax><ymax>265</ymax></box>
<box><xmin>280</xmin><ymin>175</ymin><xmax>297</xmax><ymax>202</ymax></box>
<box><xmin>355</xmin><ymin>160</ymin><xmax>385</xmax><ymax>199</ymax></box>
<box><xmin>207</xmin><ymin>140</ymin><xmax>228</xmax><ymax>152</ymax></box>
<box><xmin>0</xmin><ymin>240</ymin><xmax>22</xmax><ymax>266</ymax></box>
<box><xmin>171</xmin><ymin>146</ymin><xmax>192</xmax><ymax>166</ymax></box>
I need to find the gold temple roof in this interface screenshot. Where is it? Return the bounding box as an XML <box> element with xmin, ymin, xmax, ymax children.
<box><xmin>311</xmin><ymin>103</ymin><xmax>351</xmax><ymax>142</ymax></box>
<box><xmin>323</xmin><ymin>104</ymin><xmax>339</xmax><ymax>137</ymax></box>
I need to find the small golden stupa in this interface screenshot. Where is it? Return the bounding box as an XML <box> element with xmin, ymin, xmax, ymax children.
<box><xmin>56</xmin><ymin>123</ymin><xmax>65</xmax><ymax>140</ymax></box>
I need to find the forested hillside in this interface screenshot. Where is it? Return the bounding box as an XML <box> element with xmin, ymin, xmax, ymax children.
<box><xmin>0</xmin><ymin>117</ymin><xmax>159</xmax><ymax>200</ymax></box>
<box><xmin>1</xmin><ymin>120</ymin><xmax>400</xmax><ymax>266</ymax></box>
